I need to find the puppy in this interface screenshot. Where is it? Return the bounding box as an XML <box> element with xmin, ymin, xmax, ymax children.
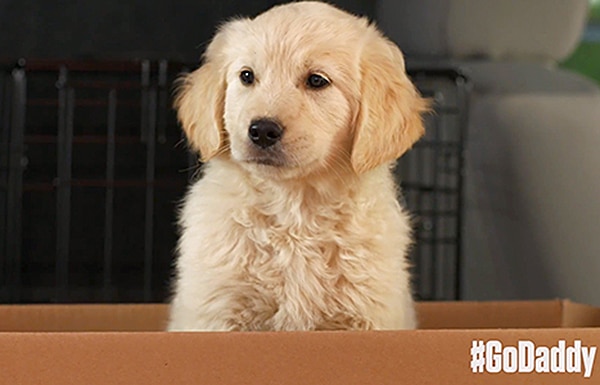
<box><xmin>168</xmin><ymin>1</ymin><xmax>428</xmax><ymax>331</ymax></box>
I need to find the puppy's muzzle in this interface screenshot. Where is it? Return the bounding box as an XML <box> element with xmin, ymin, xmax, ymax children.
<box><xmin>248</xmin><ymin>118</ymin><xmax>283</xmax><ymax>149</ymax></box>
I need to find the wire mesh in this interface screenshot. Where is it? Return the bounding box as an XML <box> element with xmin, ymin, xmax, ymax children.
<box><xmin>0</xmin><ymin>60</ymin><xmax>467</xmax><ymax>303</ymax></box>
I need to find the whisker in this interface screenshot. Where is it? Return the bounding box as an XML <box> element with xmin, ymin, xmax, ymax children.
<box><xmin>179</xmin><ymin>161</ymin><xmax>202</xmax><ymax>174</ymax></box>
<box><xmin>173</xmin><ymin>137</ymin><xmax>188</xmax><ymax>149</ymax></box>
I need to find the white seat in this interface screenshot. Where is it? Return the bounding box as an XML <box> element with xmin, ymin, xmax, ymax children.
<box><xmin>377</xmin><ymin>0</ymin><xmax>600</xmax><ymax>304</ymax></box>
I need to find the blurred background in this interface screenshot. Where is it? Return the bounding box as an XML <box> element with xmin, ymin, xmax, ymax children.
<box><xmin>1</xmin><ymin>0</ymin><xmax>600</xmax><ymax>306</ymax></box>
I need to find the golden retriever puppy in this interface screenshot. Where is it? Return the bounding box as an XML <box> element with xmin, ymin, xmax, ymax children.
<box><xmin>168</xmin><ymin>1</ymin><xmax>428</xmax><ymax>331</ymax></box>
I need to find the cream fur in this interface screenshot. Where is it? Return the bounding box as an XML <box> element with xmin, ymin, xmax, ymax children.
<box><xmin>168</xmin><ymin>1</ymin><xmax>428</xmax><ymax>331</ymax></box>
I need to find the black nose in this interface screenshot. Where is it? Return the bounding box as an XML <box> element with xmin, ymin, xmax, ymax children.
<box><xmin>248</xmin><ymin>118</ymin><xmax>283</xmax><ymax>148</ymax></box>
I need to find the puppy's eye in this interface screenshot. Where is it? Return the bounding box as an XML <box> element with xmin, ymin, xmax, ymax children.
<box><xmin>240</xmin><ymin>70</ymin><xmax>255</xmax><ymax>85</ymax></box>
<box><xmin>306</xmin><ymin>74</ymin><xmax>330</xmax><ymax>89</ymax></box>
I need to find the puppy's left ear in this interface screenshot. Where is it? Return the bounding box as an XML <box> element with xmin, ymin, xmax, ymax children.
<box><xmin>351</xmin><ymin>35</ymin><xmax>429</xmax><ymax>174</ymax></box>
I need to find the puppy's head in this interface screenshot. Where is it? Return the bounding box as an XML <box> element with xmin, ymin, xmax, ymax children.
<box><xmin>176</xmin><ymin>1</ymin><xmax>428</xmax><ymax>178</ymax></box>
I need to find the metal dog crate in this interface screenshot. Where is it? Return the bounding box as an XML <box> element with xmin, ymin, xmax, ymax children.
<box><xmin>0</xmin><ymin>60</ymin><xmax>468</xmax><ymax>304</ymax></box>
<box><xmin>402</xmin><ymin>67</ymin><xmax>468</xmax><ymax>301</ymax></box>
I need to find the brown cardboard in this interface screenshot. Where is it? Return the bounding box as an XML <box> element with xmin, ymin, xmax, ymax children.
<box><xmin>0</xmin><ymin>300</ymin><xmax>599</xmax><ymax>385</ymax></box>
<box><xmin>0</xmin><ymin>303</ymin><xmax>167</xmax><ymax>332</ymax></box>
<box><xmin>417</xmin><ymin>300</ymin><xmax>567</xmax><ymax>329</ymax></box>
<box><xmin>0</xmin><ymin>299</ymin><xmax>585</xmax><ymax>331</ymax></box>
<box><xmin>562</xmin><ymin>301</ymin><xmax>600</xmax><ymax>328</ymax></box>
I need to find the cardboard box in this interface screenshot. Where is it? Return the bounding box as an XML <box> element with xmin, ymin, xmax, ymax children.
<box><xmin>0</xmin><ymin>300</ymin><xmax>599</xmax><ymax>384</ymax></box>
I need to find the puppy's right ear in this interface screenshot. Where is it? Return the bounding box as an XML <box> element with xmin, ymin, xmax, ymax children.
<box><xmin>174</xmin><ymin>23</ymin><xmax>237</xmax><ymax>161</ymax></box>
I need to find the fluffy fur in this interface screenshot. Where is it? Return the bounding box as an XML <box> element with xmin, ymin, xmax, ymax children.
<box><xmin>168</xmin><ymin>1</ymin><xmax>428</xmax><ymax>331</ymax></box>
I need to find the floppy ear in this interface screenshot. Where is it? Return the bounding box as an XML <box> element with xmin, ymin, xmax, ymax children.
<box><xmin>351</xmin><ymin>36</ymin><xmax>429</xmax><ymax>174</ymax></box>
<box><xmin>174</xmin><ymin>26</ymin><xmax>232</xmax><ymax>162</ymax></box>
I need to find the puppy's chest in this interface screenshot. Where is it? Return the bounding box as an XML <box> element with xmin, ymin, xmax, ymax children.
<box><xmin>236</xmin><ymin>204</ymin><xmax>350</xmax><ymax>289</ymax></box>
<box><xmin>243</xmin><ymin>209</ymin><xmax>340</xmax><ymax>271</ymax></box>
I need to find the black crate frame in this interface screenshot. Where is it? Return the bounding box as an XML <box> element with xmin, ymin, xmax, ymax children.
<box><xmin>0</xmin><ymin>59</ymin><xmax>468</xmax><ymax>303</ymax></box>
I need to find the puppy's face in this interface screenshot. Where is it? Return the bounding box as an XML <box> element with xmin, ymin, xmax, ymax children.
<box><xmin>176</xmin><ymin>2</ymin><xmax>428</xmax><ymax>179</ymax></box>
<box><xmin>223</xmin><ymin>31</ymin><xmax>354</xmax><ymax>176</ymax></box>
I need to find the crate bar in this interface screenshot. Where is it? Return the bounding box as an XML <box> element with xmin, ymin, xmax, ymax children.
<box><xmin>27</xmin><ymin>99</ymin><xmax>142</xmax><ymax>108</ymax></box>
<box><xmin>103</xmin><ymin>89</ymin><xmax>117</xmax><ymax>301</ymax></box>
<box><xmin>24</xmin><ymin>134</ymin><xmax>141</xmax><ymax>145</ymax></box>
<box><xmin>157</xmin><ymin>60</ymin><xmax>168</xmax><ymax>144</ymax></box>
<box><xmin>415</xmin><ymin>103</ymin><xmax>429</xmax><ymax>300</ymax></box>
<box><xmin>0</xmin><ymin>71</ymin><xmax>9</xmax><ymax>300</ymax></box>
<box><xmin>23</xmin><ymin>178</ymin><xmax>185</xmax><ymax>189</ymax></box>
<box><xmin>415</xmin><ymin>237</ymin><xmax>461</xmax><ymax>244</ymax></box>
<box><xmin>432</xmin><ymin>103</ymin><xmax>446</xmax><ymax>300</ymax></box>
<box><xmin>140</xmin><ymin>60</ymin><xmax>150</xmax><ymax>142</ymax></box>
<box><xmin>5</xmin><ymin>67</ymin><xmax>27</xmax><ymax>302</ymax></box>
<box><xmin>401</xmin><ymin>184</ymin><xmax>457</xmax><ymax>195</ymax></box>
<box><xmin>55</xmin><ymin>67</ymin><xmax>74</xmax><ymax>302</ymax></box>
<box><xmin>144</xmin><ymin>89</ymin><xmax>157</xmax><ymax>302</ymax></box>
<box><xmin>16</xmin><ymin>60</ymin><xmax>144</xmax><ymax>73</ymax></box>
<box><xmin>453</xmin><ymin>72</ymin><xmax>469</xmax><ymax>300</ymax></box>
